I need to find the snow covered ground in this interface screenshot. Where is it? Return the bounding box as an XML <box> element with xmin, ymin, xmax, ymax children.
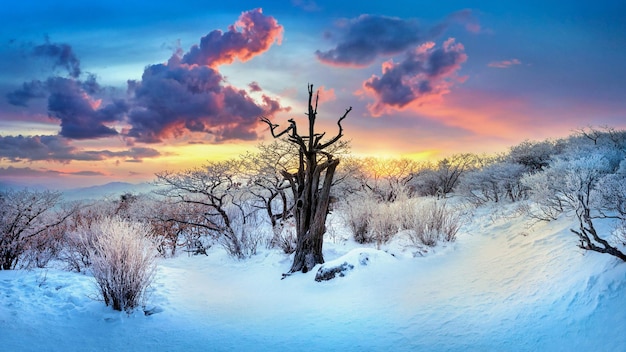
<box><xmin>1</xmin><ymin>202</ymin><xmax>625</xmax><ymax>351</ymax></box>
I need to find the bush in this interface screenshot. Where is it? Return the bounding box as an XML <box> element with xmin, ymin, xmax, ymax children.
<box><xmin>342</xmin><ymin>200</ymin><xmax>374</xmax><ymax>244</ymax></box>
<box><xmin>88</xmin><ymin>217</ymin><xmax>156</xmax><ymax>312</ymax></box>
<box><xmin>341</xmin><ymin>198</ymin><xmax>398</xmax><ymax>246</ymax></box>
<box><xmin>405</xmin><ymin>200</ymin><xmax>461</xmax><ymax>248</ymax></box>
<box><xmin>0</xmin><ymin>189</ymin><xmax>67</xmax><ymax>270</ymax></box>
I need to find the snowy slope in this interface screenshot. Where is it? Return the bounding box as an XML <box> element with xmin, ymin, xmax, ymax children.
<box><xmin>1</xmin><ymin>203</ymin><xmax>625</xmax><ymax>351</ymax></box>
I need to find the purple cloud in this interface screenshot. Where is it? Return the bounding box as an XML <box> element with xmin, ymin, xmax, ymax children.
<box><xmin>6</xmin><ymin>10</ymin><xmax>287</xmax><ymax>146</ymax></box>
<box><xmin>126</xmin><ymin>57</ymin><xmax>285</xmax><ymax>144</ymax></box>
<box><xmin>32</xmin><ymin>38</ymin><xmax>81</xmax><ymax>78</ymax></box>
<box><xmin>6</xmin><ymin>80</ymin><xmax>46</xmax><ymax>107</ymax></box>
<box><xmin>46</xmin><ymin>77</ymin><xmax>126</xmax><ymax>139</ymax></box>
<box><xmin>181</xmin><ymin>8</ymin><xmax>283</xmax><ymax>67</ymax></box>
<box><xmin>316</xmin><ymin>10</ymin><xmax>478</xmax><ymax>67</ymax></box>
<box><xmin>363</xmin><ymin>38</ymin><xmax>467</xmax><ymax>115</ymax></box>
<box><xmin>0</xmin><ymin>166</ymin><xmax>106</xmax><ymax>177</ymax></box>
<box><xmin>0</xmin><ymin>135</ymin><xmax>160</xmax><ymax>163</ymax></box>
<box><xmin>315</xmin><ymin>14</ymin><xmax>425</xmax><ymax>67</ymax></box>
<box><xmin>249</xmin><ymin>81</ymin><xmax>262</xmax><ymax>92</ymax></box>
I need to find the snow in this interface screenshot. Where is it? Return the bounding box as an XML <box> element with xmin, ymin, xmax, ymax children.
<box><xmin>1</xmin><ymin>202</ymin><xmax>626</xmax><ymax>351</ymax></box>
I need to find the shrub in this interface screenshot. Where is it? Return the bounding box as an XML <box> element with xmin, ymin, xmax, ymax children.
<box><xmin>0</xmin><ymin>189</ymin><xmax>69</xmax><ymax>270</ymax></box>
<box><xmin>341</xmin><ymin>197</ymin><xmax>399</xmax><ymax>247</ymax></box>
<box><xmin>405</xmin><ymin>200</ymin><xmax>461</xmax><ymax>248</ymax></box>
<box><xmin>88</xmin><ymin>217</ymin><xmax>156</xmax><ymax>312</ymax></box>
<box><xmin>342</xmin><ymin>200</ymin><xmax>374</xmax><ymax>244</ymax></box>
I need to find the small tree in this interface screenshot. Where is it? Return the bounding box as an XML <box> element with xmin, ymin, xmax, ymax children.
<box><xmin>155</xmin><ymin>160</ymin><xmax>262</xmax><ymax>259</ymax></box>
<box><xmin>524</xmin><ymin>151</ymin><xmax>626</xmax><ymax>261</ymax></box>
<box><xmin>0</xmin><ymin>189</ymin><xmax>73</xmax><ymax>270</ymax></box>
<box><xmin>242</xmin><ymin>141</ymin><xmax>297</xmax><ymax>241</ymax></box>
<box><xmin>261</xmin><ymin>84</ymin><xmax>351</xmax><ymax>274</ymax></box>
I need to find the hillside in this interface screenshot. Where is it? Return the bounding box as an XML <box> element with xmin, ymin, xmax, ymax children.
<box><xmin>1</xmin><ymin>202</ymin><xmax>624</xmax><ymax>351</ymax></box>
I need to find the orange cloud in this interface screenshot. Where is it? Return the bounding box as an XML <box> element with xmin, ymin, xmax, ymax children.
<box><xmin>181</xmin><ymin>8</ymin><xmax>283</xmax><ymax>68</ymax></box>
<box><xmin>361</xmin><ymin>38</ymin><xmax>467</xmax><ymax>117</ymax></box>
<box><xmin>316</xmin><ymin>86</ymin><xmax>336</xmax><ymax>105</ymax></box>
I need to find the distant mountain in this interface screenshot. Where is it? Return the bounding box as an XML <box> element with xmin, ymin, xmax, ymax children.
<box><xmin>62</xmin><ymin>182</ymin><xmax>159</xmax><ymax>201</ymax></box>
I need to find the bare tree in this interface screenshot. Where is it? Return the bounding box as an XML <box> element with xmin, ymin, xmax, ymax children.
<box><xmin>261</xmin><ymin>84</ymin><xmax>351</xmax><ymax>274</ymax></box>
<box><xmin>241</xmin><ymin>141</ymin><xmax>297</xmax><ymax>237</ymax></box>
<box><xmin>155</xmin><ymin>160</ymin><xmax>261</xmax><ymax>259</ymax></box>
<box><xmin>354</xmin><ymin>157</ymin><xmax>421</xmax><ymax>202</ymax></box>
<box><xmin>0</xmin><ymin>189</ymin><xmax>73</xmax><ymax>270</ymax></box>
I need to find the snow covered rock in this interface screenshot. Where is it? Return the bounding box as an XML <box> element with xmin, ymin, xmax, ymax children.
<box><xmin>314</xmin><ymin>248</ymin><xmax>396</xmax><ymax>282</ymax></box>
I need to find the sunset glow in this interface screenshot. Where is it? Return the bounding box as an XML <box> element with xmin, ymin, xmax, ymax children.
<box><xmin>1</xmin><ymin>1</ymin><xmax>624</xmax><ymax>189</ymax></box>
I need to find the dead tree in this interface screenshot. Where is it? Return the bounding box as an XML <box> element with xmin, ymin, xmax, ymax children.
<box><xmin>261</xmin><ymin>84</ymin><xmax>351</xmax><ymax>274</ymax></box>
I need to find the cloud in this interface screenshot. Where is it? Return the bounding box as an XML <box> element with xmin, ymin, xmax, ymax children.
<box><xmin>6</xmin><ymin>80</ymin><xmax>46</xmax><ymax>107</ymax></box>
<box><xmin>315</xmin><ymin>14</ymin><xmax>425</xmax><ymax>67</ymax></box>
<box><xmin>362</xmin><ymin>38</ymin><xmax>467</xmax><ymax>116</ymax></box>
<box><xmin>6</xmin><ymin>77</ymin><xmax>126</xmax><ymax>139</ymax></box>
<box><xmin>316</xmin><ymin>10</ymin><xmax>478</xmax><ymax>67</ymax></box>
<box><xmin>126</xmin><ymin>51</ymin><xmax>285</xmax><ymax>144</ymax></box>
<box><xmin>32</xmin><ymin>37</ymin><xmax>81</xmax><ymax>78</ymax></box>
<box><xmin>292</xmin><ymin>0</ymin><xmax>321</xmax><ymax>11</ymax></box>
<box><xmin>0</xmin><ymin>135</ymin><xmax>160</xmax><ymax>163</ymax></box>
<box><xmin>181</xmin><ymin>8</ymin><xmax>283</xmax><ymax>67</ymax></box>
<box><xmin>446</xmin><ymin>9</ymin><xmax>482</xmax><ymax>34</ymax></box>
<box><xmin>46</xmin><ymin>77</ymin><xmax>127</xmax><ymax>139</ymax></box>
<box><xmin>249</xmin><ymin>81</ymin><xmax>263</xmax><ymax>92</ymax></box>
<box><xmin>6</xmin><ymin>10</ymin><xmax>286</xmax><ymax>146</ymax></box>
<box><xmin>317</xmin><ymin>86</ymin><xmax>336</xmax><ymax>104</ymax></box>
<box><xmin>6</xmin><ymin>39</ymin><xmax>125</xmax><ymax>139</ymax></box>
<box><xmin>0</xmin><ymin>166</ymin><xmax>106</xmax><ymax>178</ymax></box>
<box><xmin>488</xmin><ymin>58</ymin><xmax>521</xmax><ymax>68</ymax></box>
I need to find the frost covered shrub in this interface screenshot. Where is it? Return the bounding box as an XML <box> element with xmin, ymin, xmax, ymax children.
<box><xmin>58</xmin><ymin>202</ymin><xmax>115</xmax><ymax>272</ymax></box>
<box><xmin>368</xmin><ymin>203</ymin><xmax>399</xmax><ymax>248</ymax></box>
<box><xmin>217</xmin><ymin>205</ymin><xmax>266</xmax><ymax>259</ymax></box>
<box><xmin>342</xmin><ymin>200</ymin><xmax>374</xmax><ymax>244</ymax></box>
<box><xmin>406</xmin><ymin>200</ymin><xmax>461</xmax><ymax>247</ymax></box>
<box><xmin>0</xmin><ymin>189</ymin><xmax>68</xmax><ymax>270</ymax></box>
<box><xmin>460</xmin><ymin>161</ymin><xmax>528</xmax><ymax>205</ymax></box>
<box><xmin>270</xmin><ymin>220</ymin><xmax>297</xmax><ymax>254</ymax></box>
<box><xmin>88</xmin><ymin>217</ymin><xmax>156</xmax><ymax>312</ymax></box>
<box><xmin>341</xmin><ymin>197</ymin><xmax>402</xmax><ymax>246</ymax></box>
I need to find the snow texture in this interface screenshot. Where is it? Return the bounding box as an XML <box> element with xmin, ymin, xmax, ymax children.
<box><xmin>1</xmin><ymin>203</ymin><xmax>626</xmax><ymax>351</ymax></box>
<box><xmin>315</xmin><ymin>248</ymin><xmax>397</xmax><ymax>281</ymax></box>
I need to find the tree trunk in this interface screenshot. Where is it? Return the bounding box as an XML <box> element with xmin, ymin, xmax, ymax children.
<box><xmin>288</xmin><ymin>159</ymin><xmax>339</xmax><ymax>273</ymax></box>
<box><xmin>261</xmin><ymin>84</ymin><xmax>351</xmax><ymax>276</ymax></box>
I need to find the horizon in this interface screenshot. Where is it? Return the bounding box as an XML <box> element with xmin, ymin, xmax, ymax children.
<box><xmin>1</xmin><ymin>1</ymin><xmax>625</xmax><ymax>189</ymax></box>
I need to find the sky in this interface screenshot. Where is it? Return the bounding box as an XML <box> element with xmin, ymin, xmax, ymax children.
<box><xmin>0</xmin><ymin>0</ymin><xmax>625</xmax><ymax>189</ymax></box>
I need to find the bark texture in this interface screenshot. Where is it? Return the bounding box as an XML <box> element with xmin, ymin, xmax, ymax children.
<box><xmin>261</xmin><ymin>84</ymin><xmax>351</xmax><ymax>274</ymax></box>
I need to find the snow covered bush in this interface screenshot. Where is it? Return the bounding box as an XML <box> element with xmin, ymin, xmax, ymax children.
<box><xmin>405</xmin><ymin>200</ymin><xmax>461</xmax><ymax>248</ymax></box>
<box><xmin>368</xmin><ymin>202</ymin><xmax>400</xmax><ymax>248</ymax></box>
<box><xmin>341</xmin><ymin>199</ymin><xmax>374</xmax><ymax>244</ymax></box>
<box><xmin>221</xmin><ymin>205</ymin><xmax>266</xmax><ymax>258</ymax></box>
<box><xmin>270</xmin><ymin>219</ymin><xmax>297</xmax><ymax>254</ymax></box>
<box><xmin>460</xmin><ymin>161</ymin><xmax>529</xmax><ymax>205</ymax></box>
<box><xmin>88</xmin><ymin>217</ymin><xmax>156</xmax><ymax>312</ymax></box>
<box><xmin>411</xmin><ymin>153</ymin><xmax>480</xmax><ymax>198</ymax></box>
<box><xmin>57</xmin><ymin>201</ymin><xmax>118</xmax><ymax>272</ymax></box>
<box><xmin>341</xmin><ymin>197</ymin><xmax>397</xmax><ymax>246</ymax></box>
<box><xmin>523</xmin><ymin>145</ymin><xmax>626</xmax><ymax>261</ymax></box>
<box><xmin>0</xmin><ymin>189</ymin><xmax>73</xmax><ymax>270</ymax></box>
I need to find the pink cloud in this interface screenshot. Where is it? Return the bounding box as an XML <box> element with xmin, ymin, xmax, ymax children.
<box><xmin>317</xmin><ymin>86</ymin><xmax>336</xmax><ymax>104</ymax></box>
<box><xmin>181</xmin><ymin>8</ymin><xmax>283</xmax><ymax>68</ymax></box>
<box><xmin>361</xmin><ymin>38</ymin><xmax>468</xmax><ymax>116</ymax></box>
<box><xmin>488</xmin><ymin>59</ymin><xmax>521</xmax><ymax>68</ymax></box>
